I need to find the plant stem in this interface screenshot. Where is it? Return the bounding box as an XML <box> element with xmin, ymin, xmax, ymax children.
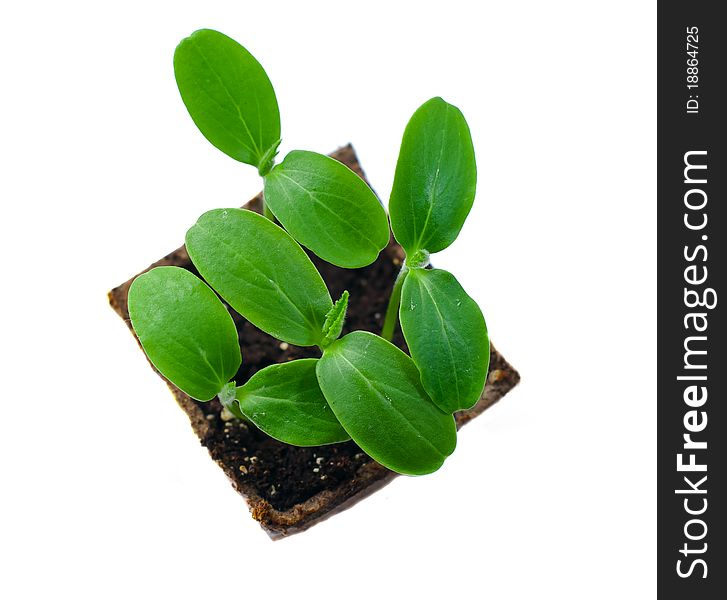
<box><xmin>218</xmin><ymin>381</ymin><xmax>249</xmax><ymax>422</ymax></box>
<box><xmin>262</xmin><ymin>199</ymin><xmax>275</xmax><ymax>221</ymax></box>
<box><xmin>258</xmin><ymin>139</ymin><xmax>282</xmax><ymax>222</ymax></box>
<box><xmin>381</xmin><ymin>264</ymin><xmax>408</xmax><ymax>342</ymax></box>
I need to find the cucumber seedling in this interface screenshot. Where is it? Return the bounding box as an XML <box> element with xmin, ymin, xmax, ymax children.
<box><xmin>130</xmin><ymin>208</ymin><xmax>456</xmax><ymax>475</ymax></box>
<box><xmin>173</xmin><ymin>28</ymin><xmax>389</xmax><ymax>269</ymax></box>
<box><xmin>127</xmin><ymin>30</ymin><xmax>490</xmax><ymax>477</ymax></box>
<box><xmin>382</xmin><ymin>97</ymin><xmax>490</xmax><ymax>414</ymax></box>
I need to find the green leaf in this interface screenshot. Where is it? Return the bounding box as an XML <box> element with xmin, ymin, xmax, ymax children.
<box><xmin>185</xmin><ymin>208</ymin><xmax>332</xmax><ymax>347</ymax></box>
<box><xmin>316</xmin><ymin>331</ymin><xmax>456</xmax><ymax>475</ymax></box>
<box><xmin>389</xmin><ymin>97</ymin><xmax>477</xmax><ymax>255</ymax></box>
<box><xmin>237</xmin><ymin>359</ymin><xmax>350</xmax><ymax>446</ymax></box>
<box><xmin>321</xmin><ymin>291</ymin><xmax>349</xmax><ymax>348</ymax></box>
<box><xmin>401</xmin><ymin>268</ymin><xmax>489</xmax><ymax>412</ymax></box>
<box><xmin>128</xmin><ymin>266</ymin><xmax>241</xmax><ymax>401</ymax></box>
<box><xmin>174</xmin><ymin>29</ymin><xmax>281</xmax><ymax>170</ymax></box>
<box><xmin>263</xmin><ymin>150</ymin><xmax>390</xmax><ymax>268</ymax></box>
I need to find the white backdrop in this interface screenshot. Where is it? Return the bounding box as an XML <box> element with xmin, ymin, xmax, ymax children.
<box><xmin>0</xmin><ymin>1</ymin><xmax>656</xmax><ymax>598</ymax></box>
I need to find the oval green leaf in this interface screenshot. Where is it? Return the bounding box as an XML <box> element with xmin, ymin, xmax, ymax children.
<box><xmin>401</xmin><ymin>268</ymin><xmax>489</xmax><ymax>412</ymax></box>
<box><xmin>263</xmin><ymin>150</ymin><xmax>390</xmax><ymax>268</ymax></box>
<box><xmin>316</xmin><ymin>331</ymin><xmax>456</xmax><ymax>475</ymax></box>
<box><xmin>185</xmin><ymin>208</ymin><xmax>332</xmax><ymax>347</ymax></box>
<box><xmin>128</xmin><ymin>266</ymin><xmax>241</xmax><ymax>401</ymax></box>
<box><xmin>174</xmin><ymin>29</ymin><xmax>281</xmax><ymax>170</ymax></box>
<box><xmin>389</xmin><ymin>97</ymin><xmax>477</xmax><ymax>255</ymax></box>
<box><xmin>237</xmin><ymin>359</ymin><xmax>350</xmax><ymax>446</ymax></box>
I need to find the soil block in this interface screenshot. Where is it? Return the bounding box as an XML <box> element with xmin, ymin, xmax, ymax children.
<box><xmin>109</xmin><ymin>144</ymin><xmax>521</xmax><ymax>538</ymax></box>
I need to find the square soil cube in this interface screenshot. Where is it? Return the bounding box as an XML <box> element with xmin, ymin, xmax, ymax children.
<box><xmin>108</xmin><ymin>145</ymin><xmax>521</xmax><ymax>538</ymax></box>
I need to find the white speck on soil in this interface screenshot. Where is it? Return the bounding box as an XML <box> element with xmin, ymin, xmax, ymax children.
<box><xmin>374</xmin><ymin>312</ymin><xmax>381</xmax><ymax>320</ymax></box>
<box><xmin>250</xmin><ymin>456</ymin><xmax>258</xmax><ymax>464</ymax></box>
<box><xmin>279</xmin><ymin>342</ymin><xmax>289</xmax><ymax>350</ymax></box>
<box><xmin>313</xmin><ymin>467</ymin><xmax>320</xmax><ymax>473</ymax></box>
<box><xmin>220</xmin><ymin>407</ymin><xmax>235</xmax><ymax>421</ymax></box>
<box><xmin>316</xmin><ymin>457</ymin><xmax>325</xmax><ymax>465</ymax></box>
<box><xmin>239</xmin><ymin>465</ymin><xmax>248</xmax><ymax>474</ymax></box>
<box><xmin>270</xmin><ymin>485</ymin><xmax>277</xmax><ymax>496</ymax></box>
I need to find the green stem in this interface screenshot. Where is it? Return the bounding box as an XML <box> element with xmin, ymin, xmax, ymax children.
<box><xmin>381</xmin><ymin>264</ymin><xmax>408</xmax><ymax>342</ymax></box>
<box><xmin>257</xmin><ymin>139</ymin><xmax>282</xmax><ymax>222</ymax></box>
<box><xmin>262</xmin><ymin>199</ymin><xmax>275</xmax><ymax>221</ymax></box>
<box><xmin>218</xmin><ymin>381</ymin><xmax>248</xmax><ymax>422</ymax></box>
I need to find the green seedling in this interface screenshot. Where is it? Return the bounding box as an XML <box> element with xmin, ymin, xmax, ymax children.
<box><xmin>127</xmin><ymin>30</ymin><xmax>491</xmax><ymax>477</ymax></box>
<box><xmin>130</xmin><ymin>208</ymin><xmax>455</xmax><ymax>473</ymax></box>
<box><xmin>174</xmin><ymin>29</ymin><xmax>389</xmax><ymax>268</ymax></box>
<box><xmin>128</xmin><ymin>262</ymin><xmax>349</xmax><ymax>448</ymax></box>
<box><xmin>382</xmin><ymin>97</ymin><xmax>490</xmax><ymax>414</ymax></box>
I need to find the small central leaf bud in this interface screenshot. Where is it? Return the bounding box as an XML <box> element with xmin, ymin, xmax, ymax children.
<box><xmin>407</xmin><ymin>249</ymin><xmax>430</xmax><ymax>269</ymax></box>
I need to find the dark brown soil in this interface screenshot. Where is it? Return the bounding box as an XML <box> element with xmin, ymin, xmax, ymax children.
<box><xmin>187</xmin><ymin>239</ymin><xmax>410</xmax><ymax>512</ymax></box>
<box><xmin>109</xmin><ymin>144</ymin><xmax>520</xmax><ymax>537</ymax></box>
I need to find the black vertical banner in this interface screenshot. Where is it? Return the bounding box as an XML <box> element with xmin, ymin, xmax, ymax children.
<box><xmin>658</xmin><ymin>2</ymin><xmax>725</xmax><ymax>597</ymax></box>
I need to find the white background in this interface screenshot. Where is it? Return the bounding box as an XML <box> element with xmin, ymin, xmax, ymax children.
<box><xmin>0</xmin><ymin>1</ymin><xmax>656</xmax><ymax>598</ymax></box>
